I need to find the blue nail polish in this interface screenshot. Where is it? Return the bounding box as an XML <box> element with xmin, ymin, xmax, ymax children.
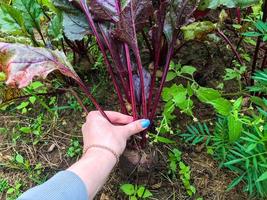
<box><xmin>141</xmin><ymin>119</ymin><xmax>150</xmax><ymax>128</ymax></box>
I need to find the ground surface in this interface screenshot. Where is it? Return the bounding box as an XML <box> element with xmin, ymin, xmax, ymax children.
<box><xmin>0</xmin><ymin>108</ymin><xmax>249</xmax><ymax>200</ymax></box>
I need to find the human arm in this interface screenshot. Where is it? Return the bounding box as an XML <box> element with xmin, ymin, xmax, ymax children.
<box><xmin>17</xmin><ymin>111</ymin><xmax>150</xmax><ymax>200</ymax></box>
<box><xmin>68</xmin><ymin>111</ymin><xmax>150</xmax><ymax>198</ymax></box>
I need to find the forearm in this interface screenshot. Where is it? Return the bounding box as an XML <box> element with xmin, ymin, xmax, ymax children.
<box><xmin>68</xmin><ymin>148</ymin><xmax>117</xmax><ymax>199</ymax></box>
<box><xmin>17</xmin><ymin>171</ymin><xmax>88</xmax><ymax>200</ymax></box>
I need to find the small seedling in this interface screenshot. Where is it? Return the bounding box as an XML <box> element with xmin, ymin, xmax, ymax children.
<box><xmin>168</xmin><ymin>148</ymin><xmax>182</xmax><ymax>177</ymax></box>
<box><xmin>167</xmin><ymin>148</ymin><xmax>197</xmax><ymax>197</ymax></box>
<box><xmin>0</xmin><ymin>178</ymin><xmax>9</xmax><ymax>193</ymax></box>
<box><xmin>179</xmin><ymin>162</ymin><xmax>196</xmax><ymax>197</ymax></box>
<box><xmin>67</xmin><ymin>138</ymin><xmax>82</xmax><ymax>158</ymax></box>
<box><xmin>120</xmin><ymin>184</ymin><xmax>152</xmax><ymax>200</ymax></box>
<box><xmin>6</xmin><ymin>181</ymin><xmax>23</xmax><ymax>200</ymax></box>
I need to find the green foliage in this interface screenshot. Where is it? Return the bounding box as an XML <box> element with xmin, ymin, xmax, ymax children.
<box><xmin>181</xmin><ymin>96</ymin><xmax>267</xmax><ymax>198</ymax></box>
<box><xmin>181</xmin><ymin>21</ymin><xmax>216</xmax><ymax>41</ymax></box>
<box><xmin>0</xmin><ymin>178</ymin><xmax>9</xmax><ymax>193</ymax></box>
<box><xmin>179</xmin><ymin>162</ymin><xmax>196</xmax><ymax>197</ymax></box>
<box><xmin>181</xmin><ymin>122</ymin><xmax>212</xmax><ymax>146</ymax></box>
<box><xmin>0</xmin><ymin>178</ymin><xmax>23</xmax><ymax>200</ymax></box>
<box><xmin>249</xmin><ymin>70</ymin><xmax>267</xmax><ymax>93</ymax></box>
<box><xmin>0</xmin><ymin>0</ymin><xmax>90</xmax><ymax>45</ymax></box>
<box><xmin>243</xmin><ymin>20</ymin><xmax>267</xmax><ymax>41</ymax></box>
<box><xmin>223</xmin><ymin>63</ymin><xmax>247</xmax><ymax>82</ymax></box>
<box><xmin>13</xmin><ymin>0</ymin><xmax>43</xmax><ymax>35</ymax></box>
<box><xmin>66</xmin><ymin>138</ymin><xmax>82</xmax><ymax>158</ymax></box>
<box><xmin>168</xmin><ymin>148</ymin><xmax>182</xmax><ymax>177</ymax></box>
<box><xmin>167</xmin><ymin>148</ymin><xmax>197</xmax><ymax>197</ymax></box>
<box><xmin>120</xmin><ymin>184</ymin><xmax>153</xmax><ymax>199</ymax></box>
<box><xmin>199</xmin><ymin>0</ymin><xmax>260</xmax><ymax>10</ymax></box>
<box><xmin>0</xmin><ymin>0</ymin><xmax>47</xmax><ymax>45</ymax></box>
<box><xmin>0</xmin><ymin>3</ymin><xmax>25</xmax><ymax>34</ymax></box>
<box><xmin>6</xmin><ymin>181</ymin><xmax>23</xmax><ymax>200</ymax></box>
<box><xmin>179</xmin><ymin>70</ymin><xmax>267</xmax><ymax>197</ymax></box>
<box><xmin>48</xmin><ymin>14</ymin><xmax>63</xmax><ymax>42</ymax></box>
<box><xmin>163</xmin><ymin>61</ymin><xmax>233</xmax><ymax>121</ymax></box>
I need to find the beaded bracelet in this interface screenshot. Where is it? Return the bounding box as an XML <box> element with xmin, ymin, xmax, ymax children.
<box><xmin>83</xmin><ymin>144</ymin><xmax>119</xmax><ymax>165</ymax></box>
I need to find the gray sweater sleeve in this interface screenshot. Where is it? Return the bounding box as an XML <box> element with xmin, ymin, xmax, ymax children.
<box><xmin>17</xmin><ymin>171</ymin><xmax>88</xmax><ymax>200</ymax></box>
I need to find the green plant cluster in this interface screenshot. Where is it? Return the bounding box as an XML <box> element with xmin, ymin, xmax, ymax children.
<box><xmin>179</xmin><ymin>71</ymin><xmax>267</xmax><ymax>197</ymax></box>
<box><xmin>120</xmin><ymin>184</ymin><xmax>153</xmax><ymax>200</ymax></box>
<box><xmin>168</xmin><ymin>148</ymin><xmax>198</xmax><ymax>197</ymax></box>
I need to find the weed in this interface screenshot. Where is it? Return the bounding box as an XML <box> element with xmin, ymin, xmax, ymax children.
<box><xmin>67</xmin><ymin>138</ymin><xmax>82</xmax><ymax>158</ymax></box>
<box><xmin>167</xmin><ymin>148</ymin><xmax>198</xmax><ymax>197</ymax></box>
<box><xmin>120</xmin><ymin>184</ymin><xmax>152</xmax><ymax>200</ymax></box>
<box><xmin>0</xmin><ymin>178</ymin><xmax>8</xmax><ymax>193</ymax></box>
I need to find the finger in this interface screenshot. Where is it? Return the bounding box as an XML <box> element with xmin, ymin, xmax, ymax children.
<box><xmin>104</xmin><ymin>111</ymin><xmax>133</xmax><ymax>124</ymax></box>
<box><xmin>120</xmin><ymin>119</ymin><xmax>150</xmax><ymax>138</ymax></box>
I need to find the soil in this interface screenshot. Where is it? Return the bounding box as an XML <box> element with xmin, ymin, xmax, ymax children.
<box><xmin>0</xmin><ymin>36</ymin><xmax>256</xmax><ymax>200</ymax></box>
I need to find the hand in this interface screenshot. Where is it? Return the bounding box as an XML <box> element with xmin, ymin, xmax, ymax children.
<box><xmin>82</xmin><ymin>111</ymin><xmax>150</xmax><ymax>156</ymax></box>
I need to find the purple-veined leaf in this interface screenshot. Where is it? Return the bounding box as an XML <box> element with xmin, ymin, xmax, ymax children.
<box><xmin>89</xmin><ymin>0</ymin><xmax>119</xmax><ymax>22</ymax></box>
<box><xmin>112</xmin><ymin>0</ymin><xmax>153</xmax><ymax>49</ymax></box>
<box><xmin>0</xmin><ymin>42</ymin><xmax>111</xmax><ymax>121</ymax></box>
<box><xmin>0</xmin><ymin>42</ymin><xmax>79</xmax><ymax>88</ymax></box>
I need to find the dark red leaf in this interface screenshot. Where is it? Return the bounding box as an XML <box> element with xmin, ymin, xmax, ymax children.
<box><xmin>89</xmin><ymin>0</ymin><xmax>119</xmax><ymax>22</ymax></box>
<box><xmin>112</xmin><ymin>0</ymin><xmax>153</xmax><ymax>49</ymax></box>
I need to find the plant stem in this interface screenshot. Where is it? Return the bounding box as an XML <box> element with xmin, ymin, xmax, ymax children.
<box><xmin>217</xmin><ymin>29</ymin><xmax>243</xmax><ymax>65</ymax></box>
<box><xmin>128</xmin><ymin>0</ymin><xmax>147</xmax><ymax>118</ymax></box>
<box><xmin>116</xmin><ymin>0</ymin><xmax>138</xmax><ymax>118</ymax></box>
<box><xmin>141</xmin><ymin>30</ymin><xmax>153</xmax><ymax>57</ymax></box>
<box><xmin>99</xmin><ymin>25</ymin><xmax>130</xmax><ymax>103</ymax></box>
<box><xmin>134</xmin><ymin>48</ymin><xmax>147</xmax><ymax>118</ymax></box>
<box><xmin>147</xmin><ymin>1</ymin><xmax>167</xmax><ymax>116</ymax></box>
<box><xmin>251</xmin><ymin>0</ymin><xmax>267</xmax><ymax>85</ymax></box>
<box><xmin>150</xmin><ymin>39</ymin><xmax>176</xmax><ymax>120</ymax></box>
<box><xmin>125</xmin><ymin>44</ymin><xmax>138</xmax><ymax>120</ymax></box>
<box><xmin>80</xmin><ymin>0</ymin><xmax>127</xmax><ymax>114</ymax></box>
<box><xmin>236</xmin><ymin>7</ymin><xmax>241</xmax><ymax>24</ymax></box>
<box><xmin>251</xmin><ymin>38</ymin><xmax>262</xmax><ymax>85</ymax></box>
<box><xmin>68</xmin><ymin>88</ymin><xmax>89</xmax><ymax>114</ymax></box>
<box><xmin>76</xmin><ymin>78</ymin><xmax>111</xmax><ymax>123</ymax></box>
<box><xmin>261</xmin><ymin>48</ymin><xmax>267</xmax><ymax>69</ymax></box>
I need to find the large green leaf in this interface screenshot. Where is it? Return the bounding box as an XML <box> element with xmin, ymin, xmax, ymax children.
<box><xmin>0</xmin><ymin>3</ymin><xmax>25</xmax><ymax>34</ymax></box>
<box><xmin>48</xmin><ymin>14</ymin><xmax>63</xmax><ymax>41</ymax></box>
<box><xmin>196</xmin><ymin>87</ymin><xmax>232</xmax><ymax>116</ymax></box>
<box><xmin>196</xmin><ymin>87</ymin><xmax>221</xmax><ymax>102</ymax></box>
<box><xmin>228</xmin><ymin>115</ymin><xmax>243</xmax><ymax>142</ymax></box>
<box><xmin>210</xmin><ymin>98</ymin><xmax>232</xmax><ymax>116</ymax></box>
<box><xmin>13</xmin><ymin>0</ymin><xmax>43</xmax><ymax>35</ymax></box>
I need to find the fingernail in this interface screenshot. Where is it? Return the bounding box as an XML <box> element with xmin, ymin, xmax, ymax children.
<box><xmin>141</xmin><ymin>119</ymin><xmax>150</xmax><ymax>128</ymax></box>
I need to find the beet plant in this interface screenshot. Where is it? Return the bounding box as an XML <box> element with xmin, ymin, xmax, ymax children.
<box><xmin>0</xmin><ymin>0</ymin><xmax>261</xmax><ymax>150</ymax></box>
<box><xmin>0</xmin><ymin>0</ymin><xmax>201</xmax><ymax>147</ymax></box>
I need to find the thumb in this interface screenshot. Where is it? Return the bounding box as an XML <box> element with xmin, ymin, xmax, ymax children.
<box><xmin>121</xmin><ymin>119</ymin><xmax>151</xmax><ymax>138</ymax></box>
